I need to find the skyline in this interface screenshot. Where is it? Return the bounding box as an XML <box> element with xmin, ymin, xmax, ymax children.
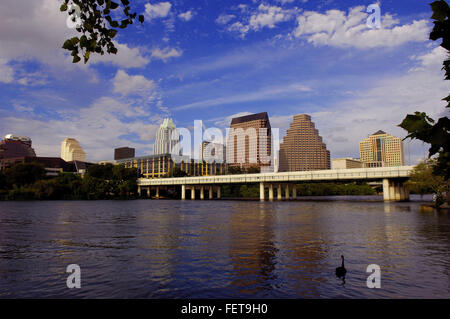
<box><xmin>0</xmin><ymin>0</ymin><xmax>448</xmax><ymax>164</ymax></box>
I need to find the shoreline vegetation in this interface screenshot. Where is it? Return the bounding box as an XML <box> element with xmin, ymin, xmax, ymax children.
<box><xmin>0</xmin><ymin>161</ymin><xmax>416</xmax><ymax>202</ymax></box>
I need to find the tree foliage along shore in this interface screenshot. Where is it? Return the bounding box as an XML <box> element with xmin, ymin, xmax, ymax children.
<box><xmin>60</xmin><ymin>0</ymin><xmax>144</xmax><ymax>63</ymax></box>
<box><xmin>0</xmin><ymin>163</ymin><xmax>139</xmax><ymax>200</ymax></box>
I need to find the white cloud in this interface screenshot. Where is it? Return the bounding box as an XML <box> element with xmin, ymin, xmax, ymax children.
<box><xmin>293</xmin><ymin>6</ymin><xmax>430</xmax><ymax>48</ymax></box>
<box><xmin>304</xmin><ymin>47</ymin><xmax>448</xmax><ymax>164</ymax></box>
<box><xmin>145</xmin><ymin>2</ymin><xmax>172</xmax><ymax>20</ymax></box>
<box><xmin>179</xmin><ymin>10</ymin><xmax>194</xmax><ymax>21</ymax></box>
<box><xmin>249</xmin><ymin>4</ymin><xmax>295</xmax><ymax>31</ymax></box>
<box><xmin>90</xmin><ymin>42</ymin><xmax>150</xmax><ymax>68</ymax></box>
<box><xmin>0</xmin><ymin>0</ymin><xmax>149</xmax><ymax>72</ymax></box>
<box><xmin>220</xmin><ymin>3</ymin><xmax>297</xmax><ymax>37</ymax></box>
<box><xmin>2</xmin><ymin>96</ymin><xmax>161</xmax><ymax>161</ymax></box>
<box><xmin>174</xmin><ymin>83</ymin><xmax>312</xmax><ymax>111</ymax></box>
<box><xmin>151</xmin><ymin>47</ymin><xmax>183</xmax><ymax>61</ymax></box>
<box><xmin>0</xmin><ymin>59</ymin><xmax>14</xmax><ymax>83</ymax></box>
<box><xmin>113</xmin><ymin>70</ymin><xmax>156</xmax><ymax>97</ymax></box>
<box><xmin>215</xmin><ymin>14</ymin><xmax>236</xmax><ymax>25</ymax></box>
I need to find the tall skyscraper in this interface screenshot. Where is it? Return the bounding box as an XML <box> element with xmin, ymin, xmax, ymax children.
<box><xmin>61</xmin><ymin>138</ymin><xmax>86</xmax><ymax>162</ymax></box>
<box><xmin>154</xmin><ymin>118</ymin><xmax>180</xmax><ymax>155</ymax></box>
<box><xmin>226</xmin><ymin>112</ymin><xmax>272</xmax><ymax>171</ymax></box>
<box><xmin>278</xmin><ymin>114</ymin><xmax>330</xmax><ymax>172</ymax></box>
<box><xmin>0</xmin><ymin>134</ymin><xmax>36</xmax><ymax>160</ymax></box>
<box><xmin>114</xmin><ymin>147</ymin><xmax>135</xmax><ymax>160</ymax></box>
<box><xmin>360</xmin><ymin>130</ymin><xmax>404</xmax><ymax>167</ymax></box>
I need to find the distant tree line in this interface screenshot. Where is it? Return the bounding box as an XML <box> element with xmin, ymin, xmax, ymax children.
<box><xmin>221</xmin><ymin>182</ymin><xmax>376</xmax><ymax>199</ymax></box>
<box><xmin>0</xmin><ymin>162</ymin><xmax>139</xmax><ymax>200</ymax></box>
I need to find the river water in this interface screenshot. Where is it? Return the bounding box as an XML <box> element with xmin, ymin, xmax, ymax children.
<box><xmin>0</xmin><ymin>196</ymin><xmax>449</xmax><ymax>298</ymax></box>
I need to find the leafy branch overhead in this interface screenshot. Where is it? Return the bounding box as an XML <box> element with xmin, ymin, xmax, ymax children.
<box><xmin>399</xmin><ymin>0</ymin><xmax>450</xmax><ymax>180</ymax></box>
<box><xmin>60</xmin><ymin>0</ymin><xmax>144</xmax><ymax>63</ymax></box>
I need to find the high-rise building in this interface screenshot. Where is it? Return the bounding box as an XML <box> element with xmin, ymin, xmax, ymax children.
<box><xmin>278</xmin><ymin>114</ymin><xmax>330</xmax><ymax>172</ymax></box>
<box><xmin>61</xmin><ymin>138</ymin><xmax>86</xmax><ymax>162</ymax></box>
<box><xmin>359</xmin><ymin>130</ymin><xmax>404</xmax><ymax>167</ymax></box>
<box><xmin>114</xmin><ymin>147</ymin><xmax>135</xmax><ymax>160</ymax></box>
<box><xmin>154</xmin><ymin>118</ymin><xmax>180</xmax><ymax>155</ymax></box>
<box><xmin>0</xmin><ymin>134</ymin><xmax>36</xmax><ymax>160</ymax></box>
<box><xmin>200</xmin><ymin>141</ymin><xmax>226</xmax><ymax>164</ymax></box>
<box><xmin>226</xmin><ymin>112</ymin><xmax>272</xmax><ymax>171</ymax></box>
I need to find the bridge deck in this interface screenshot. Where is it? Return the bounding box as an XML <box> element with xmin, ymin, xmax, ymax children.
<box><xmin>138</xmin><ymin>166</ymin><xmax>413</xmax><ymax>186</ymax></box>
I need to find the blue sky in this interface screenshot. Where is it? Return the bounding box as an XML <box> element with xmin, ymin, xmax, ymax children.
<box><xmin>0</xmin><ymin>0</ymin><xmax>448</xmax><ymax>163</ymax></box>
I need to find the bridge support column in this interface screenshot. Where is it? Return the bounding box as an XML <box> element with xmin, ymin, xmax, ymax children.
<box><xmin>269</xmin><ymin>184</ymin><xmax>274</xmax><ymax>201</ymax></box>
<box><xmin>155</xmin><ymin>186</ymin><xmax>160</xmax><ymax>199</ymax></box>
<box><xmin>383</xmin><ymin>179</ymin><xmax>409</xmax><ymax>202</ymax></box>
<box><xmin>191</xmin><ymin>187</ymin><xmax>196</xmax><ymax>200</ymax></box>
<box><xmin>147</xmin><ymin>187</ymin><xmax>151</xmax><ymax>198</ymax></box>
<box><xmin>137</xmin><ymin>186</ymin><xmax>141</xmax><ymax>196</ymax></box>
<box><xmin>200</xmin><ymin>186</ymin><xmax>205</xmax><ymax>200</ymax></box>
<box><xmin>217</xmin><ymin>186</ymin><xmax>221</xmax><ymax>199</ymax></box>
<box><xmin>285</xmin><ymin>184</ymin><xmax>290</xmax><ymax>200</ymax></box>
<box><xmin>260</xmin><ymin>183</ymin><xmax>265</xmax><ymax>201</ymax></box>
<box><xmin>292</xmin><ymin>184</ymin><xmax>297</xmax><ymax>200</ymax></box>
<box><xmin>209</xmin><ymin>186</ymin><xmax>213</xmax><ymax>199</ymax></box>
<box><xmin>277</xmin><ymin>184</ymin><xmax>282</xmax><ymax>201</ymax></box>
<box><xmin>181</xmin><ymin>185</ymin><xmax>186</xmax><ymax>200</ymax></box>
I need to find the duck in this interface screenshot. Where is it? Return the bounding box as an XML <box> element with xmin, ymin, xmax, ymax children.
<box><xmin>335</xmin><ymin>255</ymin><xmax>347</xmax><ymax>278</ymax></box>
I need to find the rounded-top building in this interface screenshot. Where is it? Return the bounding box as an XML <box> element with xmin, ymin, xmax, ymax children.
<box><xmin>61</xmin><ymin>138</ymin><xmax>86</xmax><ymax>162</ymax></box>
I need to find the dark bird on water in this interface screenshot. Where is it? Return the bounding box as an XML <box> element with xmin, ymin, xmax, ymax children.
<box><xmin>335</xmin><ymin>255</ymin><xmax>347</xmax><ymax>278</ymax></box>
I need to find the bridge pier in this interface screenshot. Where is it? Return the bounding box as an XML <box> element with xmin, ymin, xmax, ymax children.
<box><xmin>155</xmin><ymin>186</ymin><xmax>160</xmax><ymax>199</ymax></box>
<box><xmin>269</xmin><ymin>184</ymin><xmax>274</xmax><ymax>201</ymax></box>
<box><xmin>191</xmin><ymin>187</ymin><xmax>196</xmax><ymax>200</ymax></box>
<box><xmin>285</xmin><ymin>184</ymin><xmax>290</xmax><ymax>200</ymax></box>
<box><xmin>383</xmin><ymin>179</ymin><xmax>409</xmax><ymax>201</ymax></box>
<box><xmin>217</xmin><ymin>186</ymin><xmax>221</xmax><ymax>199</ymax></box>
<box><xmin>277</xmin><ymin>184</ymin><xmax>282</xmax><ymax>201</ymax></box>
<box><xmin>260</xmin><ymin>183</ymin><xmax>265</xmax><ymax>201</ymax></box>
<box><xmin>200</xmin><ymin>186</ymin><xmax>205</xmax><ymax>200</ymax></box>
<box><xmin>209</xmin><ymin>186</ymin><xmax>213</xmax><ymax>199</ymax></box>
<box><xmin>181</xmin><ymin>185</ymin><xmax>186</xmax><ymax>200</ymax></box>
<box><xmin>292</xmin><ymin>184</ymin><xmax>297</xmax><ymax>200</ymax></box>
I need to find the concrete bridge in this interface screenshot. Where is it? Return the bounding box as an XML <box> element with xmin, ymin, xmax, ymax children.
<box><xmin>137</xmin><ymin>166</ymin><xmax>413</xmax><ymax>202</ymax></box>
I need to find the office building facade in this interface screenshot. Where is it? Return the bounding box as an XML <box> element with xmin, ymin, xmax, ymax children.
<box><xmin>332</xmin><ymin>158</ymin><xmax>363</xmax><ymax>170</ymax></box>
<box><xmin>0</xmin><ymin>134</ymin><xmax>36</xmax><ymax>161</ymax></box>
<box><xmin>118</xmin><ymin>154</ymin><xmax>225</xmax><ymax>178</ymax></box>
<box><xmin>278</xmin><ymin>114</ymin><xmax>330</xmax><ymax>172</ymax></box>
<box><xmin>200</xmin><ymin>141</ymin><xmax>226</xmax><ymax>164</ymax></box>
<box><xmin>359</xmin><ymin>130</ymin><xmax>404</xmax><ymax>167</ymax></box>
<box><xmin>114</xmin><ymin>147</ymin><xmax>135</xmax><ymax>160</ymax></box>
<box><xmin>226</xmin><ymin>112</ymin><xmax>272</xmax><ymax>171</ymax></box>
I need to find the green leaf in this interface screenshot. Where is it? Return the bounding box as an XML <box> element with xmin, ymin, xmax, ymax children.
<box><xmin>72</xmin><ymin>55</ymin><xmax>81</xmax><ymax>63</ymax></box>
<box><xmin>109</xmin><ymin>29</ymin><xmax>118</xmax><ymax>38</ymax></box>
<box><xmin>60</xmin><ymin>3</ymin><xmax>68</xmax><ymax>12</ymax></box>
<box><xmin>430</xmin><ymin>0</ymin><xmax>449</xmax><ymax>22</ymax></box>
<box><xmin>110</xmin><ymin>1</ymin><xmax>119</xmax><ymax>10</ymax></box>
<box><xmin>84</xmin><ymin>51</ymin><xmax>90</xmax><ymax>64</ymax></box>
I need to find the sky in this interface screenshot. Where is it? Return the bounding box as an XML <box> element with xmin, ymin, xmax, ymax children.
<box><xmin>0</xmin><ymin>0</ymin><xmax>448</xmax><ymax>164</ymax></box>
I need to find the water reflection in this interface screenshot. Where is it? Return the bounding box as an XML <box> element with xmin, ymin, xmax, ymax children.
<box><xmin>0</xmin><ymin>199</ymin><xmax>449</xmax><ymax>298</ymax></box>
